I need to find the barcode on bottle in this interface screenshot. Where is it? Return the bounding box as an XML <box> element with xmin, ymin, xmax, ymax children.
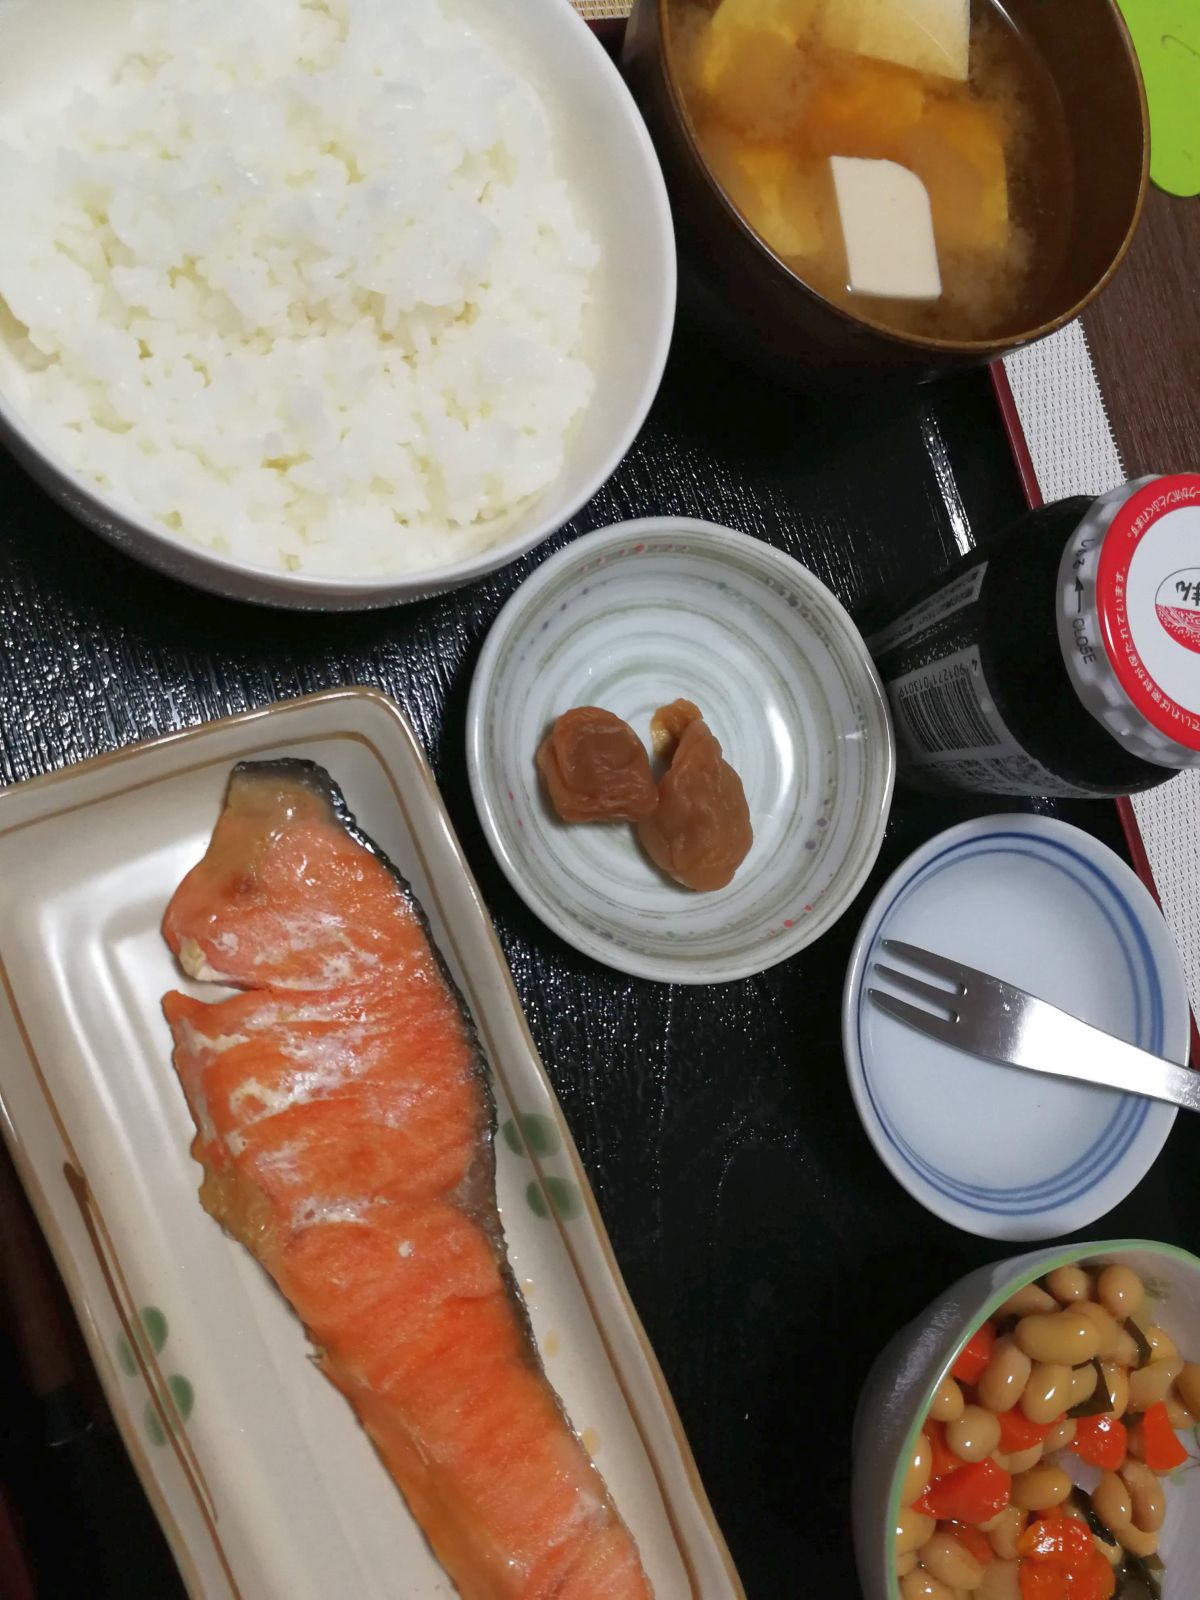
<box><xmin>895</xmin><ymin>661</ymin><xmax>1001</xmax><ymax>755</ymax></box>
<box><xmin>884</xmin><ymin>644</ymin><xmax>1099</xmax><ymax>797</ymax></box>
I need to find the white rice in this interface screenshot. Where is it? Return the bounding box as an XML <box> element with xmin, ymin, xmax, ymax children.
<box><xmin>0</xmin><ymin>0</ymin><xmax>599</xmax><ymax>575</ymax></box>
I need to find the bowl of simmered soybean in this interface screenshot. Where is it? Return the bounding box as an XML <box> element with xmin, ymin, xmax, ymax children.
<box><xmin>853</xmin><ymin>1242</ymin><xmax>1200</xmax><ymax>1600</ymax></box>
<box><xmin>623</xmin><ymin>0</ymin><xmax>1149</xmax><ymax>382</ymax></box>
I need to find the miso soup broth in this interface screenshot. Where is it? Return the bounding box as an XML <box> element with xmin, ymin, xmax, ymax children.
<box><xmin>669</xmin><ymin>0</ymin><xmax>1075</xmax><ymax>341</ymax></box>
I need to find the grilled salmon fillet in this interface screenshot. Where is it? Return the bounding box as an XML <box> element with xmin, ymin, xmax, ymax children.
<box><xmin>162</xmin><ymin>760</ymin><xmax>651</xmax><ymax>1600</ymax></box>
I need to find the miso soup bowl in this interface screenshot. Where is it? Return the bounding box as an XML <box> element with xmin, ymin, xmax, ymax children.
<box><xmin>623</xmin><ymin>0</ymin><xmax>1149</xmax><ymax>385</ymax></box>
<box><xmin>852</xmin><ymin>1240</ymin><xmax>1200</xmax><ymax>1600</ymax></box>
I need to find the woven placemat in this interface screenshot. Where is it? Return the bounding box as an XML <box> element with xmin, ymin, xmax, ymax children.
<box><xmin>572</xmin><ymin>0</ymin><xmax>633</xmax><ymax>18</ymax></box>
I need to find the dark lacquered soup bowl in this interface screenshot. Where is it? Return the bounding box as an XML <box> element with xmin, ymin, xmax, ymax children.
<box><xmin>623</xmin><ymin>0</ymin><xmax>1149</xmax><ymax>384</ymax></box>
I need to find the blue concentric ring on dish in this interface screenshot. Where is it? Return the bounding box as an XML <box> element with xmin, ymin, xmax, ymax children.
<box><xmin>855</xmin><ymin>831</ymin><xmax>1158</xmax><ymax>1219</ymax></box>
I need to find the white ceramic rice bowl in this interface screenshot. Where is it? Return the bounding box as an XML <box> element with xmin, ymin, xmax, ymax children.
<box><xmin>0</xmin><ymin>0</ymin><xmax>675</xmax><ymax>608</ymax></box>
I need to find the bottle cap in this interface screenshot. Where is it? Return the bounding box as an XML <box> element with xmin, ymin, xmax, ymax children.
<box><xmin>1057</xmin><ymin>475</ymin><xmax>1200</xmax><ymax>769</ymax></box>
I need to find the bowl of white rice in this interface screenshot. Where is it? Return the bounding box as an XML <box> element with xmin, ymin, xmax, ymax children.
<box><xmin>0</xmin><ymin>0</ymin><xmax>675</xmax><ymax>608</ymax></box>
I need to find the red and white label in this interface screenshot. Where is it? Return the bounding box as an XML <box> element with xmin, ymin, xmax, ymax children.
<box><xmin>1097</xmin><ymin>475</ymin><xmax>1200</xmax><ymax>751</ymax></box>
<box><xmin>1156</xmin><ymin>569</ymin><xmax>1200</xmax><ymax>655</ymax></box>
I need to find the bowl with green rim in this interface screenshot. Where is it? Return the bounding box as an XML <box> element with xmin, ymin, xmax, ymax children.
<box><xmin>853</xmin><ymin>1240</ymin><xmax>1200</xmax><ymax>1600</ymax></box>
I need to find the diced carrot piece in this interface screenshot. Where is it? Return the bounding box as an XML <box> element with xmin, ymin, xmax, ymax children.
<box><xmin>997</xmin><ymin>1408</ymin><xmax>1054</xmax><ymax>1453</ymax></box>
<box><xmin>925</xmin><ymin>1420</ymin><xmax>959</xmax><ymax>1482</ymax></box>
<box><xmin>916</xmin><ymin>1457</ymin><xmax>1010</xmax><ymax>1523</ymax></box>
<box><xmin>952</xmin><ymin>1322</ymin><xmax>997</xmax><ymax>1384</ymax></box>
<box><xmin>1071</xmin><ymin>1414</ymin><xmax>1127</xmax><ymax>1471</ymax></box>
<box><xmin>947</xmin><ymin>1521</ymin><xmax>994</xmax><ymax>1566</ymax></box>
<box><xmin>1018</xmin><ymin>1514</ymin><xmax>1117</xmax><ymax>1600</ymax></box>
<box><xmin>1139</xmin><ymin>1401</ymin><xmax>1189</xmax><ymax>1472</ymax></box>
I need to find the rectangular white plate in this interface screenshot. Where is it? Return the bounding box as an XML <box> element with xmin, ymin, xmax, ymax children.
<box><xmin>0</xmin><ymin>687</ymin><xmax>742</xmax><ymax>1600</ymax></box>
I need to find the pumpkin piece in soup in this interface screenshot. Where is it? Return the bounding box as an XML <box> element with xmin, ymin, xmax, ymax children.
<box><xmin>638</xmin><ymin>705</ymin><xmax>752</xmax><ymax>892</ymax></box>
<box><xmin>797</xmin><ymin>55</ymin><xmax>929</xmax><ymax>159</ymax></box>
<box><xmin>693</xmin><ymin>23</ymin><xmax>816</xmax><ymax>137</ymax></box>
<box><xmin>702</xmin><ymin>129</ymin><xmax>827</xmax><ymax>259</ymax></box>
<box><xmin>537</xmin><ymin>708</ymin><xmax>658</xmax><ymax>824</ymax></box>
<box><xmin>697</xmin><ymin>0</ymin><xmax>822</xmax><ymax>101</ymax></box>
<box><xmin>897</xmin><ymin>95</ymin><xmax>1010</xmax><ymax>254</ymax></box>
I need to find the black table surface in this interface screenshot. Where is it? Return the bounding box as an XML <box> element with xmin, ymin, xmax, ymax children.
<box><xmin>2</xmin><ymin>327</ymin><xmax>1198</xmax><ymax>1600</ymax></box>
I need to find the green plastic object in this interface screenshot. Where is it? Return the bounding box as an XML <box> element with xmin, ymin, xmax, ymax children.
<box><xmin>1117</xmin><ymin>0</ymin><xmax>1200</xmax><ymax>196</ymax></box>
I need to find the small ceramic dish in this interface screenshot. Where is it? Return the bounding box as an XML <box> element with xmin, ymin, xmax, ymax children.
<box><xmin>467</xmin><ymin>518</ymin><xmax>895</xmax><ymax>984</ymax></box>
<box><xmin>843</xmin><ymin>814</ymin><xmax>1191</xmax><ymax>1242</ymax></box>
<box><xmin>853</xmin><ymin>1239</ymin><xmax>1200</xmax><ymax>1600</ymax></box>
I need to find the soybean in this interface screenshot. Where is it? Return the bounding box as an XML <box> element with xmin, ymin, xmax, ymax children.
<box><xmin>897</xmin><ymin>1507</ymin><xmax>937</xmax><ymax>1558</ymax></box>
<box><xmin>1120</xmin><ymin>1459</ymin><xmax>1165</xmax><ymax>1533</ymax></box>
<box><xmin>947</xmin><ymin>1406</ymin><xmax>1001</xmax><ymax>1465</ymax></box>
<box><xmin>1097</xmin><ymin>1264</ymin><xmax>1144</xmax><ymax>1321</ymax></box>
<box><xmin>997</xmin><ymin>1283</ymin><xmax>1056</xmax><ymax>1318</ymax></box>
<box><xmin>978</xmin><ymin>1339</ymin><xmax>1031</xmax><ymax>1415</ymax></box>
<box><xmin>919</xmin><ymin>1531</ymin><xmax>985</xmax><ymax>1591</ymax></box>
<box><xmin>1011</xmin><ymin>1464</ymin><xmax>1071</xmax><ymax>1511</ymax></box>
<box><xmin>979</xmin><ymin>1561</ymin><xmax>1021</xmax><ymax>1600</ymax></box>
<box><xmin>930</xmin><ymin>1375</ymin><xmax>965</xmax><ymax>1423</ymax></box>
<box><xmin>1146</xmin><ymin>1324</ymin><xmax>1180</xmax><ymax>1364</ymax></box>
<box><xmin>901</xmin><ymin>1570</ymin><xmax>954</xmax><ymax>1600</ymax></box>
<box><xmin>1078</xmin><ymin>1301</ymin><xmax>1125</xmax><ymax>1361</ymax></box>
<box><xmin>1100</xmin><ymin>1360</ymin><xmax>1129</xmax><ymax>1419</ymax></box>
<box><xmin>1093</xmin><ymin>1470</ymin><xmax>1133</xmax><ymax>1538</ymax></box>
<box><xmin>1045</xmin><ymin>1265</ymin><xmax>1092</xmax><ymax>1305</ymax></box>
<box><xmin>981</xmin><ymin>1505</ymin><xmax>1027</xmax><ymax>1562</ymax></box>
<box><xmin>1041</xmin><ymin>1416</ymin><xmax>1077</xmax><ymax>1453</ymax></box>
<box><xmin>1015</xmin><ymin>1310</ymin><xmax>1101</xmax><ymax>1366</ymax></box>
<box><xmin>1113</xmin><ymin>1329</ymin><xmax>1140</xmax><ymax>1368</ymax></box>
<box><xmin>1176</xmin><ymin>1362</ymin><xmax>1200</xmax><ymax>1417</ymax></box>
<box><xmin>1128</xmin><ymin>1355</ymin><xmax>1183</xmax><ymax>1413</ymax></box>
<box><xmin>1121</xmin><ymin>1524</ymin><xmax>1159</xmax><ymax>1559</ymax></box>
<box><xmin>1021</xmin><ymin>1362</ymin><xmax>1072</xmax><ymax>1425</ymax></box>
<box><xmin>902</xmin><ymin>1433</ymin><xmax>932</xmax><ymax>1507</ymax></box>
<box><xmin>1094</xmin><ymin>1536</ymin><xmax>1123</xmax><ymax>1569</ymax></box>
<box><xmin>1068</xmin><ymin>1362</ymin><xmax>1099</xmax><ymax>1409</ymax></box>
<box><xmin>1166</xmin><ymin>1391</ymin><xmax>1197</xmax><ymax>1430</ymax></box>
<box><xmin>1001</xmin><ymin>1444</ymin><xmax>1044</xmax><ymax>1475</ymax></box>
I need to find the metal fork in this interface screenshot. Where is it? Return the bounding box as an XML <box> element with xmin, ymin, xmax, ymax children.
<box><xmin>868</xmin><ymin>938</ymin><xmax>1200</xmax><ymax>1113</ymax></box>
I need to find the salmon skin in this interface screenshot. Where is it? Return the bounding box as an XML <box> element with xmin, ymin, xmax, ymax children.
<box><xmin>162</xmin><ymin>760</ymin><xmax>651</xmax><ymax>1600</ymax></box>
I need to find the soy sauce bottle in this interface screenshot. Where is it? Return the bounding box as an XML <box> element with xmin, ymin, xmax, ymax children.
<box><xmin>869</xmin><ymin>476</ymin><xmax>1200</xmax><ymax>797</ymax></box>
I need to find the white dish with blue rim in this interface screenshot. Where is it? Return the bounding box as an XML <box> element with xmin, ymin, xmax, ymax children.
<box><xmin>467</xmin><ymin>518</ymin><xmax>895</xmax><ymax>984</ymax></box>
<box><xmin>843</xmin><ymin>813</ymin><xmax>1190</xmax><ymax>1242</ymax></box>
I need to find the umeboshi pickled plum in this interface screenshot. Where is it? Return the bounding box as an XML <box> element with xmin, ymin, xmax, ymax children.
<box><xmin>650</xmin><ymin>697</ymin><xmax>704</xmax><ymax>760</ymax></box>
<box><xmin>537</xmin><ymin>708</ymin><xmax>658</xmax><ymax>823</ymax></box>
<box><xmin>638</xmin><ymin>705</ymin><xmax>752</xmax><ymax>891</ymax></box>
